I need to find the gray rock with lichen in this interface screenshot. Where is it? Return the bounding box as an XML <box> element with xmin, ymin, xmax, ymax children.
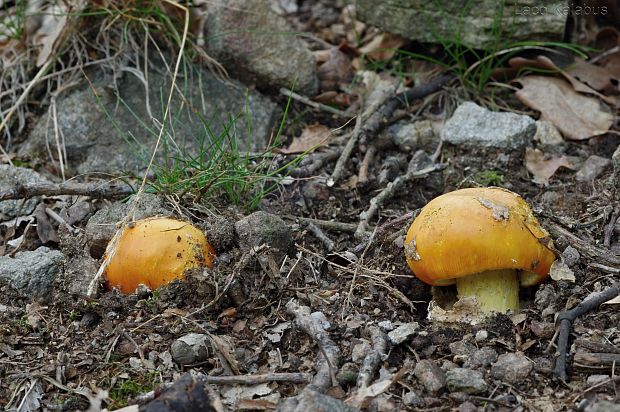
<box><xmin>442</xmin><ymin>102</ymin><xmax>536</xmax><ymax>150</ymax></box>
<box><xmin>355</xmin><ymin>0</ymin><xmax>566</xmax><ymax>50</ymax></box>
<box><xmin>0</xmin><ymin>247</ymin><xmax>64</xmax><ymax>298</ymax></box>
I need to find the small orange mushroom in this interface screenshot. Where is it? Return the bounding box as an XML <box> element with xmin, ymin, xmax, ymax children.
<box><xmin>404</xmin><ymin>187</ymin><xmax>556</xmax><ymax>314</ymax></box>
<box><xmin>103</xmin><ymin>217</ymin><xmax>216</xmax><ymax>294</ymax></box>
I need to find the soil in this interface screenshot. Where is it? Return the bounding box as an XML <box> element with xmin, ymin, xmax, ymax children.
<box><xmin>1</xmin><ymin>1</ymin><xmax>619</xmax><ymax>412</ymax></box>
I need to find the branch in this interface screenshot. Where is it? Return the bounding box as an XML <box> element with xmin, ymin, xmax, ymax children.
<box><xmin>553</xmin><ymin>283</ymin><xmax>620</xmax><ymax>381</ymax></box>
<box><xmin>0</xmin><ymin>181</ymin><xmax>134</xmax><ymax>201</ymax></box>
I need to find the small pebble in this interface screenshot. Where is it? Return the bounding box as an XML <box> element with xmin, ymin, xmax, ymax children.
<box><xmin>387</xmin><ymin>322</ymin><xmax>419</xmax><ymax>345</ymax></box>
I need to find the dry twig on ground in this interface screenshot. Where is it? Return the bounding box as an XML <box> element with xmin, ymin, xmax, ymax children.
<box><xmin>553</xmin><ymin>283</ymin><xmax>620</xmax><ymax>381</ymax></box>
<box><xmin>357</xmin><ymin>326</ymin><xmax>389</xmax><ymax>389</ymax></box>
<box><xmin>0</xmin><ymin>181</ymin><xmax>134</xmax><ymax>201</ymax></box>
<box><xmin>286</xmin><ymin>300</ymin><xmax>341</xmax><ymax>392</ymax></box>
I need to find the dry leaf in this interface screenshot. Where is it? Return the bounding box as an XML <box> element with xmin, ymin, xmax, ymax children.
<box><xmin>278</xmin><ymin>124</ymin><xmax>330</xmax><ymax>154</ymax></box>
<box><xmin>524</xmin><ymin>148</ymin><xmax>573</xmax><ymax>184</ymax></box>
<box><xmin>359</xmin><ymin>32</ymin><xmax>409</xmax><ymax>61</ymax></box>
<box><xmin>509</xmin><ymin>55</ymin><xmax>615</xmax><ymax>106</ymax></box>
<box><xmin>516</xmin><ymin>76</ymin><xmax>614</xmax><ymax>140</ymax></box>
<box><xmin>317</xmin><ymin>47</ymin><xmax>354</xmax><ymax>92</ymax></box>
<box><xmin>549</xmin><ymin>260</ymin><xmax>576</xmax><ymax>282</ymax></box>
<box><xmin>602</xmin><ymin>295</ymin><xmax>620</xmax><ymax>305</ymax></box>
<box><xmin>565</xmin><ymin>58</ymin><xmax>619</xmax><ymax>95</ymax></box>
<box><xmin>26</xmin><ymin>0</ymin><xmax>86</xmax><ymax>67</ymax></box>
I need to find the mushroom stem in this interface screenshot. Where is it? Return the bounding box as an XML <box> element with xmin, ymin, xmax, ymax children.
<box><xmin>455</xmin><ymin>269</ymin><xmax>519</xmax><ymax>314</ymax></box>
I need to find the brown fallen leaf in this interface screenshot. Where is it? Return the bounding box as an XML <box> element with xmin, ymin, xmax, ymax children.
<box><xmin>565</xmin><ymin>58</ymin><xmax>619</xmax><ymax>95</ymax></box>
<box><xmin>25</xmin><ymin>0</ymin><xmax>86</xmax><ymax>66</ymax></box>
<box><xmin>317</xmin><ymin>47</ymin><xmax>354</xmax><ymax>92</ymax></box>
<box><xmin>359</xmin><ymin>32</ymin><xmax>409</xmax><ymax>61</ymax></box>
<box><xmin>524</xmin><ymin>147</ymin><xmax>574</xmax><ymax>184</ymax></box>
<box><xmin>598</xmin><ymin>51</ymin><xmax>620</xmax><ymax>78</ymax></box>
<box><xmin>510</xmin><ymin>55</ymin><xmax>615</xmax><ymax>105</ymax></box>
<box><xmin>277</xmin><ymin>124</ymin><xmax>331</xmax><ymax>154</ymax></box>
<box><xmin>516</xmin><ymin>76</ymin><xmax>614</xmax><ymax>140</ymax></box>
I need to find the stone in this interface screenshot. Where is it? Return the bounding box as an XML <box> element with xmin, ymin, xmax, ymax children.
<box><xmin>585</xmin><ymin>400</ymin><xmax>620</xmax><ymax>412</ymax></box>
<box><xmin>171</xmin><ymin>333</ymin><xmax>210</xmax><ymax>365</ymax></box>
<box><xmin>458</xmin><ymin>401</ymin><xmax>478</xmax><ymax>412</ymax></box>
<box><xmin>19</xmin><ymin>65</ymin><xmax>278</xmax><ymax>175</ymax></box>
<box><xmin>575</xmin><ymin>155</ymin><xmax>611</xmax><ymax>182</ymax></box>
<box><xmin>534</xmin><ymin>120</ymin><xmax>566</xmax><ymax>153</ymax></box>
<box><xmin>441</xmin><ymin>102</ymin><xmax>536</xmax><ymax>150</ymax></box>
<box><xmin>562</xmin><ymin>246</ymin><xmax>580</xmax><ymax>267</ymax></box>
<box><xmin>356</xmin><ymin>1</ymin><xmax>566</xmax><ymax>50</ymax></box>
<box><xmin>402</xmin><ymin>391</ymin><xmax>424</xmax><ymax>407</ymax></box>
<box><xmin>0</xmin><ymin>247</ymin><xmax>64</xmax><ymax>298</ymax></box>
<box><xmin>85</xmin><ymin>193</ymin><xmax>171</xmax><ymax>258</ymax></box>
<box><xmin>413</xmin><ymin>359</ymin><xmax>446</xmax><ymax>393</ymax></box>
<box><xmin>445</xmin><ymin>368</ymin><xmax>488</xmax><ymax>394</ymax></box>
<box><xmin>0</xmin><ymin>165</ymin><xmax>51</xmax><ymax>219</ymax></box>
<box><xmin>465</xmin><ymin>347</ymin><xmax>498</xmax><ymax>369</ymax></box>
<box><xmin>491</xmin><ymin>352</ymin><xmax>533</xmax><ymax>383</ymax></box>
<box><xmin>387</xmin><ymin>322</ymin><xmax>419</xmax><ymax>344</ymax></box>
<box><xmin>586</xmin><ymin>375</ymin><xmax>610</xmax><ymax>387</ymax></box>
<box><xmin>449</xmin><ymin>341</ymin><xmax>476</xmax><ymax>356</ymax></box>
<box><xmin>389</xmin><ymin>120</ymin><xmax>436</xmax><ymax>153</ymax></box>
<box><xmin>277</xmin><ymin>388</ymin><xmax>360</xmax><ymax>412</ymax></box>
<box><xmin>235</xmin><ymin>211</ymin><xmax>292</xmax><ymax>256</ymax></box>
<box><xmin>474</xmin><ymin>330</ymin><xmax>488</xmax><ymax>342</ymax></box>
<box><xmin>205</xmin><ymin>0</ymin><xmax>318</xmax><ymax>95</ymax></box>
<box><xmin>351</xmin><ymin>339</ymin><xmax>371</xmax><ymax>363</ymax></box>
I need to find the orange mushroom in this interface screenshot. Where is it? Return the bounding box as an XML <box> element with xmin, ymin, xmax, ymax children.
<box><xmin>404</xmin><ymin>187</ymin><xmax>556</xmax><ymax>314</ymax></box>
<box><xmin>103</xmin><ymin>217</ymin><xmax>216</xmax><ymax>294</ymax></box>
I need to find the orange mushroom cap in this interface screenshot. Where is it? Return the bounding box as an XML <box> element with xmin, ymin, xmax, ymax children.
<box><xmin>104</xmin><ymin>217</ymin><xmax>216</xmax><ymax>294</ymax></box>
<box><xmin>404</xmin><ymin>187</ymin><xmax>556</xmax><ymax>287</ymax></box>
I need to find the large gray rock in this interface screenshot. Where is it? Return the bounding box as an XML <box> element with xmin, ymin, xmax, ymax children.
<box><xmin>0</xmin><ymin>166</ymin><xmax>51</xmax><ymax>219</ymax></box>
<box><xmin>0</xmin><ymin>247</ymin><xmax>64</xmax><ymax>298</ymax></box>
<box><xmin>19</xmin><ymin>65</ymin><xmax>278</xmax><ymax>175</ymax></box>
<box><xmin>355</xmin><ymin>0</ymin><xmax>566</xmax><ymax>50</ymax></box>
<box><xmin>205</xmin><ymin>0</ymin><xmax>318</xmax><ymax>95</ymax></box>
<box><xmin>441</xmin><ymin>102</ymin><xmax>536</xmax><ymax>150</ymax></box>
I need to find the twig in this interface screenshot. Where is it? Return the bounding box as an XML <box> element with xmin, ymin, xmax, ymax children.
<box><xmin>293</xmin><ymin>217</ymin><xmax>360</xmax><ymax>233</ymax></box>
<box><xmin>357</xmin><ymin>326</ymin><xmax>389</xmax><ymax>389</ymax></box>
<box><xmin>0</xmin><ymin>181</ymin><xmax>134</xmax><ymax>201</ymax></box>
<box><xmin>328</xmin><ymin>114</ymin><xmax>362</xmax><ymax>187</ymax></box>
<box><xmin>202</xmin><ymin>372</ymin><xmax>311</xmax><ymax>385</ymax></box>
<box><xmin>280</xmin><ymin>87</ymin><xmax>348</xmax><ymax>118</ymax></box>
<box><xmin>587</xmin><ymin>262</ymin><xmax>620</xmax><ymax>274</ymax></box>
<box><xmin>286</xmin><ymin>300</ymin><xmax>341</xmax><ymax>392</ymax></box>
<box><xmin>352</xmin><ymin>211</ymin><xmax>414</xmax><ymax>254</ymax></box>
<box><xmin>548</xmin><ymin>223</ymin><xmax>620</xmax><ymax>266</ymax></box>
<box><xmin>553</xmin><ymin>283</ymin><xmax>620</xmax><ymax>381</ymax></box>
<box><xmin>305</xmin><ymin>222</ymin><xmax>336</xmax><ymax>252</ymax></box>
<box><xmin>289</xmin><ymin>149</ymin><xmax>340</xmax><ymax>178</ymax></box>
<box><xmin>358</xmin><ymin>73</ymin><xmax>454</xmax><ymax>146</ymax></box>
<box><xmin>603</xmin><ymin>205</ymin><xmax>620</xmax><ymax>248</ymax></box>
<box><xmin>355</xmin><ymin>163</ymin><xmax>446</xmax><ymax>238</ymax></box>
<box><xmin>357</xmin><ymin>144</ymin><xmax>376</xmax><ymax>185</ymax></box>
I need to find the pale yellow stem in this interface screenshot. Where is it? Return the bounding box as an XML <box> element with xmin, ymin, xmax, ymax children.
<box><xmin>455</xmin><ymin>269</ymin><xmax>519</xmax><ymax>314</ymax></box>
